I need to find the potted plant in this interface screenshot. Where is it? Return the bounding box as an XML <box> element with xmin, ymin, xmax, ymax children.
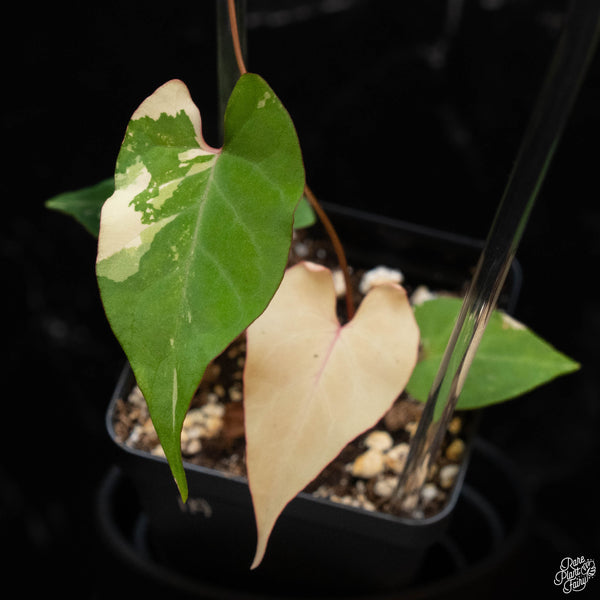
<box><xmin>47</xmin><ymin>1</ymin><xmax>583</xmax><ymax>596</ymax></box>
<box><xmin>97</xmin><ymin>206</ymin><xmax>537</xmax><ymax>598</ymax></box>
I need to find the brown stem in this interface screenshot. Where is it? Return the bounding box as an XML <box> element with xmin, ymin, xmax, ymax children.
<box><xmin>304</xmin><ymin>185</ymin><xmax>355</xmax><ymax>320</ymax></box>
<box><xmin>227</xmin><ymin>0</ymin><xmax>248</xmax><ymax>75</ymax></box>
<box><xmin>226</xmin><ymin>2</ymin><xmax>353</xmax><ymax>319</ymax></box>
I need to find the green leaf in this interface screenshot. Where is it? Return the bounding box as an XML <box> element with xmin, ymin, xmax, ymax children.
<box><xmin>46</xmin><ymin>178</ymin><xmax>114</xmax><ymax>237</ymax></box>
<box><xmin>293</xmin><ymin>195</ymin><xmax>316</xmax><ymax>229</ymax></box>
<box><xmin>96</xmin><ymin>74</ymin><xmax>305</xmax><ymax>499</ymax></box>
<box><xmin>407</xmin><ymin>297</ymin><xmax>580</xmax><ymax>410</ymax></box>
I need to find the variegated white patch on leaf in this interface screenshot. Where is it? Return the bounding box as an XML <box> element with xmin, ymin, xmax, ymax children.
<box><xmin>97</xmin><ymin>80</ymin><xmax>218</xmax><ymax>283</ymax></box>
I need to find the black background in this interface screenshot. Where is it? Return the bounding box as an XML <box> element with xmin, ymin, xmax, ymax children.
<box><xmin>3</xmin><ymin>0</ymin><xmax>599</xmax><ymax>598</ymax></box>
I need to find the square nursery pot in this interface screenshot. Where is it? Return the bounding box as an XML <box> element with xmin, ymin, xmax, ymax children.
<box><xmin>102</xmin><ymin>204</ymin><xmax>523</xmax><ymax>598</ymax></box>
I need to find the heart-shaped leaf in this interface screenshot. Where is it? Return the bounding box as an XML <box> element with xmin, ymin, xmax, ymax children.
<box><xmin>406</xmin><ymin>296</ymin><xmax>580</xmax><ymax>409</ymax></box>
<box><xmin>96</xmin><ymin>74</ymin><xmax>304</xmax><ymax>499</ymax></box>
<box><xmin>244</xmin><ymin>262</ymin><xmax>420</xmax><ymax>568</ymax></box>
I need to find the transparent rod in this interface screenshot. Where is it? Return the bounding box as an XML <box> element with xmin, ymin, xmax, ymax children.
<box><xmin>392</xmin><ymin>0</ymin><xmax>600</xmax><ymax>513</ymax></box>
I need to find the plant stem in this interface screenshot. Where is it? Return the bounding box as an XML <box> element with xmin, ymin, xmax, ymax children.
<box><xmin>224</xmin><ymin>1</ymin><xmax>355</xmax><ymax>321</ymax></box>
<box><xmin>304</xmin><ymin>186</ymin><xmax>355</xmax><ymax>320</ymax></box>
<box><xmin>217</xmin><ymin>0</ymin><xmax>247</xmax><ymax>143</ymax></box>
<box><xmin>227</xmin><ymin>0</ymin><xmax>248</xmax><ymax>75</ymax></box>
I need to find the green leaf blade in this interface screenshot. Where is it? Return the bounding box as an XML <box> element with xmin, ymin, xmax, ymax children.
<box><xmin>407</xmin><ymin>297</ymin><xmax>580</xmax><ymax>410</ymax></box>
<box><xmin>46</xmin><ymin>178</ymin><xmax>114</xmax><ymax>237</ymax></box>
<box><xmin>293</xmin><ymin>195</ymin><xmax>316</xmax><ymax>229</ymax></box>
<box><xmin>96</xmin><ymin>75</ymin><xmax>305</xmax><ymax>498</ymax></box>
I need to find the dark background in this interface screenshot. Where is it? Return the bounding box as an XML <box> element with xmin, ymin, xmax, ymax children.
<box><xmin>3</xmin><ymin>0</ymin><xmax>599</xmax><ymax>597</ymax></box>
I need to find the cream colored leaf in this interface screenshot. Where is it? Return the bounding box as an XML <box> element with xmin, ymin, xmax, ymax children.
<box><xmin>244</xmin><ymin>261</ymin><xmax>420</xmax><ymax>568</ymax></box>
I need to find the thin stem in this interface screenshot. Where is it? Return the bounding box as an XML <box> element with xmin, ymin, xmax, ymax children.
<box><xmin>304</xmin><ymin>185</ymin><xmax>356</xmax><ymax>320</ymax></box>
<box><xmin>226</xmin><ymin>1</ymin><xmax>355</xmax><ymax>320</ymax></box>
<box><xmin>228</xmin><ymin>0</ymin><xmax>248</xmax><ymax>75</ymax></box>
<box><xmin>217</xmin><ymin>0</ymin><xmax>246</xmax><ymax>142</ymax></box>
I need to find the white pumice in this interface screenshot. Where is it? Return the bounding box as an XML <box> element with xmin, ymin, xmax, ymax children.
<box><xmin>364</xmin><ymin>430</ymin><xmax>394</xmax><ymax>452</ymax></box>
<box><xmin>332</xmin><ymin>269</ymin><xmax>346</xmax><ymax>297</ymax></box>
<box><xmin>351</xmin><ymin>449</ymin><xmax>386</xmax><ymax>478</ymax></box>
<box><xmin>420</xmin><ymin>483</ymin><xmax>439</xmax><ymax>504</ymax></box>
<box><xmin>384</xmin><ymin>443</ymin><xmax>410</xmax><ymax>474</ymax></box>
<box><xmin>374</xmin><ymin>476</ymin><xmax>399</xmax><ymax>499</ymax></box>
<box><xmin>410</xmin><ymin>285</ymin><xmax>436</xmax><ymax>305</ymax></box>
<box><xmin>359</xmin><ymin>266</ymin><xmax>404</xmax><ymax>294</ymax></box>
<box><xmin>439</xmin><ymin>464</ymin><xmax>460</xmax><ymax>489</ymax></box>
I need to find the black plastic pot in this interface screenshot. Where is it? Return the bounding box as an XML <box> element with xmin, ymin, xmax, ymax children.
<box><xmin>101</xmin><ymin>205</ymin><xmax>523</xmax><ymax>597</ymax></box>
<box><xmin>96</xmin><ymin>437</ymin><xmax>531</xmax><ymax>600</ymax></box>
<box><xmin>105</xmin><ymin>364</ymin><xmax>477</xmax><ymax>596</ymax></box>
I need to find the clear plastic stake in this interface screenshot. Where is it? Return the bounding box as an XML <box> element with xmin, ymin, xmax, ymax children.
<box><xmin>392</xmin><ymin>0</ymin><xmax>600</xmax><ymax>514</ymax></box>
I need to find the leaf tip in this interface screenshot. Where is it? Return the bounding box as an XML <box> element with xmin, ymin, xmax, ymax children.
<box><xmin>162</xmin><ymin>441</ymin><xmax>189</xmax><ymax>503</ymax></box>
<box><xmin>250</xmin><ymin>528</ymin><xmax>271</xmax><ymax>570</ymax></box>
<box><xmin>250</xmin><ymin>551</ymin><xmax>264</xmax><ymax>571</ymax></box>
<box><xmin>175</xmin><ymin>475</ymin><xmax>189</xmax><ymax>504</ymax></box>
